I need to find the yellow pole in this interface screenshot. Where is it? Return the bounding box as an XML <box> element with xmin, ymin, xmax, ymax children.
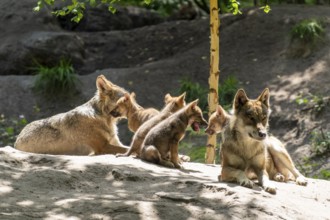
<box><xmin>205</xmin><ymin>0</ymin><xmax>220</xmax><ymax>164</ymax></box>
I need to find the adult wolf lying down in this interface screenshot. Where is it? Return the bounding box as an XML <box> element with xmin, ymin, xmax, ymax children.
<box><xmin>15</xmin><ymin>75</ymin><xmax>129</xmax><ymax>155</ymax></box>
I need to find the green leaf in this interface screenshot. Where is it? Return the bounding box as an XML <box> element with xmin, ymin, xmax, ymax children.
<box><xmin>6</xmin><ymin>127</ymin><xmax>14</xmax><ymax>135</ymax></box>
<box><xmin>260</xmin><ymin>5</ymin><xmax>271</xmax><ymax>14</ymax></box>
<box><xmin>33</xmin><ymin>6</ymin><xmax>41</xmax><ymax>12</ymax></box>
<box><xmin>71</xmin><ymin>13</ymin><xmax>83</xmax><ymax>23</ymax></box>
<box><xmin>108</xmin><ymin>5</ymin><xmax>117</xmax><ymax>13</ymax></box>
<box><xmin>89</xmin><ymin>0</ymin><xmax>96</xmax><ymax>7</ymax></box>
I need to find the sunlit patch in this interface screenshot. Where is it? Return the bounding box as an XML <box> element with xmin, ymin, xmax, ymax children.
<box><xmin>137</xmin><ymin>201</ymin><xmax>159</xmax><ymax>219</ymax></box>
<box><xmin>11</xmin><ymin>173</ymin><xmax>23</xmax><ymax>180</ymax></box>
<box><xmin>45</xmin><ymin>213</ymin><xmax>81</xmax><ymax>220</ymax></box>
<box><xmin>0</xmin><ymin>185</ymin><xmax>13</xmax><ymax>195</ymax></box>
<box><xmin>90</xmin><ymin>214</ymin><xmax>111</xmax><ymax>220</ymax></box>
<box><xmin>17</xmin><ymin>200</ymin><xmax>34</xmax><ymax>207</ymax></box>
<box><xmin>112</xmin><ymin>181</ymin><xmax>124</xmax><ymax>187</ymax></box>
<box><xmin>55</xmin><ymin>198</ymin><xmax>79</xmax><ymax>208</ymax></box>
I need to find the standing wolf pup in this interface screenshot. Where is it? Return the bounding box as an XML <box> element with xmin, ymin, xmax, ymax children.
<box><xmin>205</xmin><ymin>103</ymin><xmax>308</xmax><ymax>190</ymax></box>
<box><xmin>110</xmin><ymin>92</ymin><xmax>159</xmax><ymax>132</ymax></box>
<box><xmin>140</xmin><ymin>100</ymin><xmax>208</xmax><ymax>168</ymax></box>
<box><xmin>116</xmin><ymin>93</ymin><xmax>186</xmax><ymax>158</ymax></box>
<box><xmin>217</xmin><ymin>88</ymin><xmax>285</xmax><ymax>194</ymax></box>
<box><xmin>15</xmin><ymin>75</ymin><xmax>129</xmax><ymax>155</ymax></box>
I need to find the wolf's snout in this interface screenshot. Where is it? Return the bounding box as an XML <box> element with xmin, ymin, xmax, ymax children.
<box><xmin>110</xmin><ymin>111</ymin><xmax>121</xmax><ymax>117</ymax></box>
<box><xmin>258</xmin><ymin>131</ymin><xmax>267</xmax><ymax>138</ymax></box>
<box><xmin>205</xmin><ymin>127</ymin><xmax>214</xmax><ymax>135</ymax></box>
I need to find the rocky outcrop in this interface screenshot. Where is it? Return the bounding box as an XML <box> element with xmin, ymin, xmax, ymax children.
<box><xmin>0</xmin><ymin>146</ymin><xmax>329</xmax><ymax>220</ymax></box>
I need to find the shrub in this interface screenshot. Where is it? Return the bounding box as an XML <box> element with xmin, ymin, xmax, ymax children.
<box><xmin>290</xmin><ymin>19</ymin><xmax>325</xmax><ymax>45</ymax></box>
<box><xmin>310</xmin><ymin>129</ymin><xmax>330</xmax><ymax>156</ymax></box>
<box><xmin>218</xmin><ymin>75</ymin><xmax>239</xmax><ymax>110</ymax></box>
<box><xmin>32</xmin><ymin>58</ymin><xmax>79</xmax><ymax>96</ymax></box>
<box><xmin>178</xmin><ymin>75</ymin><xmax>238</xmax><ymax>113</ymax></box>
<box><xmin>178</xmin><ymin>78</ymin><xmax>208</xmax><ymax>113</ymax></box>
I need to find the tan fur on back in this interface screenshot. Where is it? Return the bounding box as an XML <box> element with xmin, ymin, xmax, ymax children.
<box><xmin>15</xmin><ymin>75</ymin><xmax>129</xmax><ymax>155</ymax></box>
<box><xmin>116</xmin><ymin>93</ymin><xmax>186</xmax><ymax>157</ymax></box>
<box><xmin>111</xmin><ymin>93</ymin><xmax>159</xmax><ymax>132</ymax></box>
<box><xmin>140</xmin><ymin>100</ymin><xmax>207</xmax><ymax>168</ymax></box>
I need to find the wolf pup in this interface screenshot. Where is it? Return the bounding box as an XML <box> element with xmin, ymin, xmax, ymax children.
<box><xmin>110</xmin><ymin>92</ymin><xmax>159</xmax><ymax>132</ymax></box>
<box><xmin>116</xmin><ymin>92</ymin><xmax>186</xmax><ymax>158</ymax></box>
<box><xmin>205</xmin><ymin>104</ymin><xmax>307</xmax><ymax>189</ymax></box>
<box><xmin>15</xmin><ymin>75</ymin><xmax>129</xmax><ymax>155</ymax></box>
<box><xmin>218</xmin><ymin>88</ymin><xmax>278</xmax><ymax>194</ymax></box>
<box><xmin>140</xmin><ymin>100</ymin><xmax>208</xmax><ymax>168</ymax></box>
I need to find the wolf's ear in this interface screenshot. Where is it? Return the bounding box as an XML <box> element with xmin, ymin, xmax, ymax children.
<box><xmin>258</xmin><ymin>88</ymin><xmax>270</xmax><ymax>108</ymax></box>
<box><xmin>179</xmin><ymin>92</ymin><xmax>186</xmax><ymax>99</ymax></box>
<box><xmin>234</xmin><ymin>89</ymin><xmax>248</xmax><ymax>110</ymax></box>
<box><xmin>177</xmin><ymin>92</ymin><xmax>186</xmax><ymax>105</ymax></box>
<box><xmin>216</xmin><ymin>105</ymin><xmax>225</xmax><ymax>117</ymax></box>
<box><xmin>96</xmin><ymin>75</ymin><xmax>113</xmax><ymax>94</ymax></box>
<box><xmin>123</xmin><ymin>93</ymin><xmax>130</xmax><ymax>102</ymax></box>
<box><xmin>130</xmin><ymin>92</ymin><xmax>136</xmax><ymax>99</ymax></box>
<box><xmin>164</xmin><ymin>93</ymin><xmax>173</xmax><ymax>103</ymax></box>
<box><xmin>189</xmin><ymin>99</ymin><xmax>199</xmax><ymax>110</ymax></box>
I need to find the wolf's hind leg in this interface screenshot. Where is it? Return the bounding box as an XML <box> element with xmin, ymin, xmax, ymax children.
<box><xmin>221</xmin><ymin>166</ymin><xmax>254</xmax><ymax>188</ymax></box>
<box><xmin>141</xmin><ymin>145</ymin><xmax>174</xmax><ymax>168</ymax></box>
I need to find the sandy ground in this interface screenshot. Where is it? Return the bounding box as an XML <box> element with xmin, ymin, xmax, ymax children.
<box><xmin>0</xmin><ymin>146</ymin><xmax>329</xmax><ymax>220</ymax></box>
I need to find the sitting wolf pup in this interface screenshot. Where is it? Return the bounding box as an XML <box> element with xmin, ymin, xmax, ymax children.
<box><xmin>140</xmin><ymin>100</ymin><xmax>208</xmax><ymax>168</ymax></box>
<box><xmin>110</xmin><ymin>92</ymin><xmax>159</xmax><ymax>132</ymax></box>
<box><xmin>205</xmin><ymin>104</ymin><xmax>307</xmax><ymax>189</ymax></box>
<box><xmin>15</xmin><ymin>75</ymin><xmax>129</xmax><ymax>155</ymax></box>
<box><xmin>116</xmin><ymin>92</ymin><xmax>186</xmax><ymax>158</ymax></box>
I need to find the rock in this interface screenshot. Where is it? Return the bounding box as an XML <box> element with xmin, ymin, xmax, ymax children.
<box><xmin>57</xmin><ymin>5</ymin><xmax>165</xmax><ymax>32</ymax></box>
<box><xmin>0</xmin><ymin>146</ymin><xmax>329</xmax><ymax>220</ymax></box>
<box><xmin>20</xmin><ymin>31</ymin><xmax>85</xmax><ymax>72</ymax></box>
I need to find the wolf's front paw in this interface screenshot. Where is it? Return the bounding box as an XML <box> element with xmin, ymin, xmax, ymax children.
<box><xmin>238</xmin><ymin>178</ymin><xmax>254</xmax><ymax>188</ymax></box>
<box><xmin>264</xmin><ymin>182</ymin><xmax>277</xmax><ymax>194</ymax></box>
<box><xmin>162</xmin><ymin>160</ymin><xmax>175</xmax><ymax>168</ymax></box>
<box><xmin>173</xmin><ymin>161</ymin><xmax>182</xmax><ymax>169</ymax></box>
<box><xmin>296</xmin><ymin>176</ymin><xmax>308</xmax><ymax>186</ymax></box>
<box><xmin>274</xmin><ymin>173</ymin><xmax>285</xmax><ymax>182</ymax></box>
<box><xmin>179</xmin><ymin>155</ymin><xmax>190</xmax><ymax>162</ymax></box>
<box><xmin>174</xmin><ymin>164</ymin><xmax>182</xmax><ymax>169</ymax></box>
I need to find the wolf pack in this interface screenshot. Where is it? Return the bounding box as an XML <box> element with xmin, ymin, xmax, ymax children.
<box><xmin>15</xmin><ymin>75</ymin><xmax>307</xmax><ymax>194</ymax></box>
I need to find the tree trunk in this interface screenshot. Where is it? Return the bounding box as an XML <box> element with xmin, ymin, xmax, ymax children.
<box><xmin>205</xmin><ymin>0</ymin><xmax>220</xmax><ymax>164</ymax></box>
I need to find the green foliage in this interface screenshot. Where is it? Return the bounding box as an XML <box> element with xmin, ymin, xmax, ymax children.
<box><xmin>298</xmin><ymin>129</ymin><xmax>330</xmax><ymax>180</ymax></box>
<box><xmin>259</xmin><ymin>4</ymin><xmax>271</xmax><ymax>13</ymax></box>
<box><xmin>228</xmin><ymin>0</ymin><xmax>242</xmax><ymax>15</ymax></box>
<box><xmin>291</xmin><ymin>19</ymin><xmax>325</xmax><ymax>45</ymax></box>
<box><xmin>218</xmin><ymin>76</ymin><xmax>238</xmax><ymax>110</ymax></box>
<box><xmin>319</xmin><ymin>169</ymin><xmax>330</xmax><ymax>180</ymax></box>
<box><xmin>181</xmin><ymin>144</ymin><xmax>206</xmax><ymax>163</ymax></box>
<box><xmin>295</xmin><ymin>93</ymin><xmax>327</xmax><ymax>113</ymax></box>
<box><xmin>178</xmin><ymin>76</ymin><xmax>238</xmax><ymax>113</ymax></box>
<box><xmin>32</xmin><ymin>58</ymin><xmax>79</xmax><ymax>96</ymax></box>
<box><xmin>0</xmin><ymin>115</ymin><xmax>28</xmax><ymax>147</ymax></box>
<box><xmin>33</xmin><ymin>0</ymin><xmax>273</xmax><ymax>21</ymax></box>
<box><xmin>310</xmin><ymin>129</ymin><xmax>330</xmax><ymax>156</ymax></box>
<box><xmin>34</xmin><ymin>0</ymin><xmax>152</xmax><ymax>22</ymax></box>
<box><xmin>178</xmin><ymin>78</ymin><xmax>208</xmax><ymax>113</ymax></box>
<box><xmin>121</xmin><ymin>0</ymin><xmax>186</xmax><ymax>16</ymax></box>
